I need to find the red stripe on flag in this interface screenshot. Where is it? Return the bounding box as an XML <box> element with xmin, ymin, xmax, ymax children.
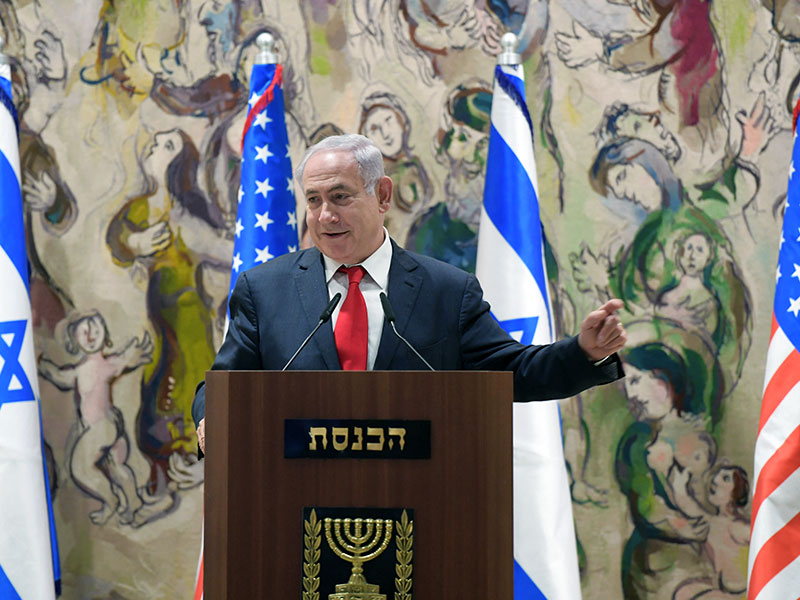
<box><xmin>751</xmin><ymin>424</ymin><xmax>800</xmax><ymax>527</ymax></box>
<box><xmin>769</xmin><ymin>314</ymin><xmax>778</xmax><ymax>343</ymax></box>
<box><xmin>748</xmin><ymin>511</ymin><xmax>800</xmax><ymax>599</ymax></box>
<box><xmin>194</xmin><ymin>555</ymin><xmax>203</xmax><ymax>600</ymax></box>
<box><xmin>240</xmin><ymin>64</ymin><xmax>283</xmax><ymax>153</ymax></box>
<box><xmin>758</xmin><ymin>351</ymin><xmax>800</xmax><ymax>434</ymax></box>
<box><xmin>793</xmin><ymin>98</ymin><xmax>800</xmax><ymax>133</ymax></box>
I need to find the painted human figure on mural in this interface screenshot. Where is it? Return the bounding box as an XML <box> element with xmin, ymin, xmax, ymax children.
<box><xmin>1</xmin><ymin>1</ymin><xmax>77</xmax><ymax>337</ymax></box>
<box><xmin>555</xmin><ymin>0</ymin><xmax>729</xmax><ymax>181</ymax></box>
<box><xmin>671</xmin><ymin>464</ymin><xmax>751</xmax><ymax>599</ymax></box>
<box><xmin>592</xmin><ymin>93</ymin><xmax>776</xmax><ymax>218</ymax></box>
<box><xmin>656</xmin><ymin>232</ymin><xmax>718</xmax><ymax>335</ymax></box>
<box><xmin>748</xmin><ymin>0</ymin><xmax>800</xmax><ymax>130</ymax></box>
<box><xmin>106</xmin><ymin>129</ymin><xmax>230</xmax><ymax>493</ymax></box>
<box><xmin>615</xmin><ymin>331</ymin><xmax>730</xmax><ymax>599</ymax></box>
<box><xmin>407</xmin><ymin>78</ymin><xmax>491</xmax><ymax>272</ymax></box>
<box><xmin>38</xmin><ymin>311</ymin><xmax>153</xmax><ymax>526</ymax></box>
<box><xmin>152</xmin><ymin>0</ymin><xmax>312</xmax><ymax>122</ymax></box>
<box><xmin>358</xmin><ymin>90</ymin><xmax>431</xmax><ymax>241</ymax></box>
<box><xmin>345</xmin><ymin>0</ymin><xmax>502</xmax><ymax>84</ymax></box>
<box><xmin>573</xmin><ymin>137</ymin><xmax>752</xmax><ymax>399</ymax></box>
<box><xmin>153</xmin><ymin>20</ymin><xmax>311</xmax><ymax>235</ymax></box>
<box><xmin>79</xmin><ymin>0</ymin><xmax>189</xmax><ymax>115</ymax></box>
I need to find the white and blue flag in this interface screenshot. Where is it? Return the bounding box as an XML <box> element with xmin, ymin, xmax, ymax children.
<box><xmin>229</xmin><ymin>62</ymin><xmax>297</xmax><ymax>300</ymax></box>
<box><xmin>0</xmin><ymin>60</ymin><xmax>59</xmax><ymax>599</ymax></box>
<box><xmin>476</xmin><ymin>63</ymin><xmax>581</xmax><ymax>600</ymax></box>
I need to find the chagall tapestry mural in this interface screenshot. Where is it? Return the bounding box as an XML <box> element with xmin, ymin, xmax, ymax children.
<box><xmin>4</xmin><ymin>0</ymin><xmax>797</xmax><ymax>597</ymax></box>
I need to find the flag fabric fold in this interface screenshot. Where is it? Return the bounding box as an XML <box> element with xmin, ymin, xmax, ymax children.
<box><xmin>194</xmin><ymin>60</ymin><xmax>296</xmax><ymax>600</ymax></box>
<box><xmin>476</xmin><ymin>64</ymin><xmax>581</xmax><ymax>600</ymax></box>
<box><xmin>229</xmin><ymin>62</ymin><xmax>298</xmax><ymax>299</ymax></box>
<box><xmin>0</xmin><ymin>60</ymin><xmax>59</xmax><ymax>599</ymax></box>
<box><xmin>747</xmin><ymin>105</ymin><xmax>800</xmax><ymax>600</ymax></box>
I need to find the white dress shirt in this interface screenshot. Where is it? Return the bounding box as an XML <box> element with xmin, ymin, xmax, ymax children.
<box><xmin>322</xmin><ymin>229</ymin><xmax>392</xmax><ymax>370</ymax></box>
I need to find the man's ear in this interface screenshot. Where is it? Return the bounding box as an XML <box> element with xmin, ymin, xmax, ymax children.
<box><xmin>376</xmin><ymin>176</ymin><xmax>393</xmax><ymax>213</ymax></box>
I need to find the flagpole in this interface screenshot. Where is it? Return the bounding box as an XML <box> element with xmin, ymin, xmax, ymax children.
<box><xmin>196</xmin><ymin>27</ymin><xmax>297</xmax><ymax>600</ymax></box>
<box><xmin>0</xmin><ymin>31</ymin><xmax>59</xmax><ymax>599</ymax></box>
<box><xmin>476</xmin><ymin>32</ymin><xmax>582</xmax><ymax>599</ymax></box>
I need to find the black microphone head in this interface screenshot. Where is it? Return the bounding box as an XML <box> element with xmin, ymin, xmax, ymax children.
<box><xmin>320</xmin><ymin>292</ymin><xmax>342</xmax><ymax>322</ymax></box>
<box><xmin>379</xmin><ymin>292</ymin><xmax>396</xmax><ymax>322</ymax></box>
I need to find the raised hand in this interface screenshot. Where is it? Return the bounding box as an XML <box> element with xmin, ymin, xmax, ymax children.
<box><xmin>578</xmin><ymin>299</ymin><xmax>626</xmax><ymax>361</ymax></box>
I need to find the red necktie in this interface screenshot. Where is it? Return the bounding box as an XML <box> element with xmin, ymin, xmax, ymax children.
<box><xmin>335</xmin><ymin>266</ymin><xmax>368</xmax><ymax>370</ymax></box>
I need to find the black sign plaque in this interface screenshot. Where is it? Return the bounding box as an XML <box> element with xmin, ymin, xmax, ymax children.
<box><xmin>284</xmin><ymin>419</ymin><xmax>431</xmax><ymax>459</ymax></box>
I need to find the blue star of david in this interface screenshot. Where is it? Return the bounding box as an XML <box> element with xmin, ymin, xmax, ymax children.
<box><xmin>0</xmin><ymin>561</ymin><xmax>23</xmax><ymax>599</ymax></box>
<box><xmin>0</xmin><ymin>319</ymin><xmax>35</xmax><ymax>408</ymax></box>
<box><xmin>495</xmin><ymin>316</ymin><xmax>540</xmax><ymax>345</ymax></box>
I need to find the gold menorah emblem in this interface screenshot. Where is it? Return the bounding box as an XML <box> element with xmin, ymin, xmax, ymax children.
<box><xmin>323</xmin><ymin>517</ymin><xmax>394</xmax><ymax>600</ymax></box>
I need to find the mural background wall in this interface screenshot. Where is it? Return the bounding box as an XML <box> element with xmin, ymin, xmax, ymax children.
<box><xmin>5</xmin><ymin>0</ymin><xmax>795</xmax><ymax>597</ymax></box>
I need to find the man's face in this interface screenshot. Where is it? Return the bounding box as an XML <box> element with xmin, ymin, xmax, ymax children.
<box><xmin>303</xmin><ymin>150</ymin><xmax>391</xmax><ymax>264</ymax></box>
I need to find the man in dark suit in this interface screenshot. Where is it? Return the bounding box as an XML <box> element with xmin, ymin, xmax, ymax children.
<box><xmin>193</xmin><ymin>134</ymin><xmax>626</xmax><ymax>452</ymax></box>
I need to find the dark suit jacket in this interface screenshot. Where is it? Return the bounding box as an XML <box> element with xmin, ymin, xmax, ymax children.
<box><xmin>192</xmin><ymin>241</ymin><xmax>622</xmax><ymax>426</ymax></box>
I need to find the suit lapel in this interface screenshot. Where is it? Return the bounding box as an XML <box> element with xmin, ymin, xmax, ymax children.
<box><xmin>295</xmin><ymin>248</ymin><xmax>340</xmax><ymax>369</ymax></box>
<box><xmin>374</xmin><ymin>242</ymin><xmax>423</xmax><ymax>369</ymax></box>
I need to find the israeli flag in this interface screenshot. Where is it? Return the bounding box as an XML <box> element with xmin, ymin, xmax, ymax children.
<box><xmin>0</xmin><ymin>61</ymin><xmax>58</xmax><ymax>599</ymax></box>
<box><xmin>476</xmin><ymin>63</ymin><xmax>581</xmax><ymax>599</ymax></box>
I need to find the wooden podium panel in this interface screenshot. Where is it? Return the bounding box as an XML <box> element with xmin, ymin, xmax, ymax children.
<box><xmin>204</xmin><ymin>370</ymin><xmax>513</xmax><ymax>598</ymax></box>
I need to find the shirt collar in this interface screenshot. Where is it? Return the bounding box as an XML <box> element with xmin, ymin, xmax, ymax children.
<box><xmin>323</xmin><ymin>228</ymin><xmax>392</xmax><ymax>288</ymax></box>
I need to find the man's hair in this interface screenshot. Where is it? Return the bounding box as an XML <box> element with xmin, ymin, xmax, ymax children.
<box><xmin>295</xmin><ymin>134</ymin><xmax>385</xmax><ymax>195</ymax></box>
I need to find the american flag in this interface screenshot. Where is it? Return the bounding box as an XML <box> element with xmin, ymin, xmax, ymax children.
<box><xmin>229</xmin><ymin>62</ymin><xmax>298</xmax><ymax>298</ymax></box>
<box><xmin>195</xmin><ymin>60</ymin><xmax>296</xmax><ymax>600</ymax></box>
<box><xmin>747</xmin><ymin>103</ymin><xmax>800</xmax><ymax>599</ymax></box>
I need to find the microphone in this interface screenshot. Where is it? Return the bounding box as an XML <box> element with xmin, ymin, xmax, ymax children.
<box><xmin>282</xmin><ymin>293</ymin><xmax>342</xmax><ymax>371</ymax></box>
<box><xmin>379</xmin><ymin>292</ymin><xmax>434</xmax><ymax>371</ymax></box>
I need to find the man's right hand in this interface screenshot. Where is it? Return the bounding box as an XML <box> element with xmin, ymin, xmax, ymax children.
<box><xmin>197</xmin><ymin>418</ymin><xmax>206</xmax><ymax>454</ymax></box>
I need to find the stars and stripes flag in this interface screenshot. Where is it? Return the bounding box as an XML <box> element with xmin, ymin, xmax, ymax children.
<box><xmin>476</xmin><ymin>63</ymin><xmax>581</xmax><ymax>599</ymax></box>
<box><xmin>229</xmin><ymin>62</ymin><xmax>298</xmax><ymax>299</ymax></box>
<box><xmin>0</xmin><ymin>59</ymin><xmax>60</xmax><ymax>598</ymax></box>
<box><xmin>747</xmin><ymin>101</ymin><xmax>800</xmax><ymax>599</ymax></box>
<box><xmin>194</xmin><ymin>60</ymin><xmax>297</xmax><ymax>600</ymax></box>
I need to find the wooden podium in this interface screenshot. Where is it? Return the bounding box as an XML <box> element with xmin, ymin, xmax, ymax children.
<box><xmin>204</xmin><ymin>370</ymin><xmax>513</xmax><ymax>598</ymax></box>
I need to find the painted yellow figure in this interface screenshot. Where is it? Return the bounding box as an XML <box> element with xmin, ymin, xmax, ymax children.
<box><xmin>107</xmin><ymin>129</ymin><xmax>229</xmax><ymax>489</ymax></box>
<box><xmin>80</xmin><ymin>0</ymin><xmax>188</xmax><ymax>114</ymax></box>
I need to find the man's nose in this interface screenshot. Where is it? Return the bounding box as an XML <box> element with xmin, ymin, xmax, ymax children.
<box><xmin>318</xmin><ymin>201</ymin><xmax>339</xmax><ymax>223</ymax></box>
